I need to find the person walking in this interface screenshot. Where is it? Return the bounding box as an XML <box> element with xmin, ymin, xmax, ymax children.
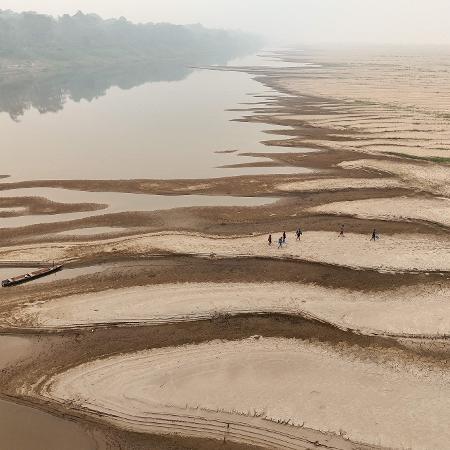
<box><xmin>296</xmin><ymin>228</ymin><xmax>303</xmax><ymax>240</ymax></box>
<box><xmin>371</xmin><ymin>229</ymin><xmax>377</xmax><ymax>241</ymax></box>
<box><xmin>268</xmin><ymin>234</ymin><xmax>272</xmax><ymax>246</ymax></box>
<box><xmin>282</xmin><ymin>231</ymin><xmax>286</xmax><ymax>244</ymax></box>
<box><xmin>278</xmin><ymin>237</ymin><xmax>283</xmax><ymax>249</ymax></box>
<box><xmin>338</xmin><ymin>224</ymin><xmax>345</xmax><ymax>238</ymax></box>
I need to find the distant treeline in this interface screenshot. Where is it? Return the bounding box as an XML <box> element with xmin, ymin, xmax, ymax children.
<box><xmin>0</xmin><ymin>10</ymin><xmax>262</xmax><ymax>66</ymax></box>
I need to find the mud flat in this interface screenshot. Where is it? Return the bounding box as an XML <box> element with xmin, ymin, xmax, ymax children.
<box><xmin>8</xmin><ymin>282</ymin><xmax>450</xmax><ymax>337</ymax></box>
<box><xmin>37</xmin><ymin>337</ymin><xmax>450</xmax><ymax>450</ymax></box>
<box><xmin>0</xmin><ymin>335</ymin><xmax>35</xmax><ymax>369</ymax></box>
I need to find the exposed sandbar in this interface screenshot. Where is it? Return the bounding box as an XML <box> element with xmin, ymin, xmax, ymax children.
<box><xmin>2</xmin><ymin>230</ymin><xmax>447</xmax><ymax>273</ymax></box>
<box><xmin>339</xmin><ymin>159</ymin><xmax>450</xmax><ymax>196</ymax></box>
<box><xmin>310</xmin><ymin>197</ymin><xmax>450</xmax><ymax>228</ymax></box>
<box><xmin>41</xmin><ymin>337</ymin><xmax>450</xmax><ymax>450</ymax></box>
<box><xmin>10</xmin><ymin>282</ymin><xmax>450</xmax><ymax>337</ymax></box>
<box><xmin>276</xmin><ymin>177</ymin><xmax>402</xmax><ymax>192</ymax></box>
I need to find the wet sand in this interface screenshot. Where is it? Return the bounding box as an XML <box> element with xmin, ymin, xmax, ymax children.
<box><xmin>0</xmin><ymin>335</ymin><xmax>35</xmax><ymax>369</ymax></box>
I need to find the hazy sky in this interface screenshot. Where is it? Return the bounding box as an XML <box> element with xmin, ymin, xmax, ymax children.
<box><xmin>2</xmin><ymin>0</ymin><xmax>450</xmax><ymax>45</ymax></box>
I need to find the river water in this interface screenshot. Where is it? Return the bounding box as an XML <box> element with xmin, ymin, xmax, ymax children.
<box><xmin>0</xmin><ymin>51</ymin><xmax>314</xmax><ymax>233</ymax></box>
<box><xmin>0</xmin><ymin>52</ymin><xmax>309</xmax><ymax>182</ymax></box>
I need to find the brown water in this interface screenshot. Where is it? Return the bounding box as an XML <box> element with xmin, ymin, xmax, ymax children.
<box><xmin>0</xmin><ymin>335</ymin><xmax>97</xmax><ymax>449</ymax></box>
<box><xmin>0</xmin><ymin>398</ymin><xmax>98</xmax><ymax>450</ymax></box>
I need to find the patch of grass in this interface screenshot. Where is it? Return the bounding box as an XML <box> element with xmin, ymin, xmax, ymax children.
<box><xmin>385</xmin><ymin>151</ymin><xmax>450</xmax><ymax>164</ymax></box>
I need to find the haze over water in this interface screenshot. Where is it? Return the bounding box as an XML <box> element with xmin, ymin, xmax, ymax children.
<box><xmin>0</xmin><ymin>53</ymin><xmax>307</xmax><ymax>182</ymax></box>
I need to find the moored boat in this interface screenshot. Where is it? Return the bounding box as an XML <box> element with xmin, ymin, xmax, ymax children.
<box><xmin>1</xmin><ymin>265</ymin><xmax>63</xmax><ymax>287</ymax></box>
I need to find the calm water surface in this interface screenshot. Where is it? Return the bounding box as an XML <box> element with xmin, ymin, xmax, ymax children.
<box><xmin>0</xmin><ymin>187</ymin><xmax>276</xmax><ymax>228</ymax></box>
<box><xmin>0</xmin><ymin>53</ymin><xmax>308</xmax><ymax>182</ymax></box>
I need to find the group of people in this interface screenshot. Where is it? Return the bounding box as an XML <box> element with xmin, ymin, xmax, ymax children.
<box><xmin>268</xmin><ymin>228</ymin><xmax>303</xmax><ymax>248</ymax></box>
<box><xmin>268</xmin><ymin>226</ymin><xmax>380</xmax><ymax>247</ymax></box>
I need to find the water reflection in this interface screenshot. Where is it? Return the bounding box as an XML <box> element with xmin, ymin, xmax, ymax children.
<box><xmin>0</xmin><ymin>61</ymin><xmax>194</xmax><ymax>121</ymax></box>
<box><xmin>0</xmin><ymin>66</ymin><xmax>308</xmax><ymax>181</ymax></box>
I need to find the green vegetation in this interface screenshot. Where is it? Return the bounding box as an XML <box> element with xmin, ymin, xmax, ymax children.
<box><xmin>385</xmin><ymin>151</ymin><xmax>450</xmax><ymax>164</ymax></box>
<box><xmin>0</xmin><ymin>10</ymin><xmax>263</xmax><ymax>119</ymax></box>
<box><xmin>0</xmin><ymin>10</ymin><xmax>262</xmax><ymax>69</ymax></box>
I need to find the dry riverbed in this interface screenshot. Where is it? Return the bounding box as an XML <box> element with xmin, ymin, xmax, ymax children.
<box><xmin>1</xmin><ymin>48</ymin><xmax>449</xmax><ymax>450</ymax></box>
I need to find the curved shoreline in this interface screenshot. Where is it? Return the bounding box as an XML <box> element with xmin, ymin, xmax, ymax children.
<box><xmin>37</xmin><ymin>337</ymin><xmax>450</xmax><ymax>450</ymax></box>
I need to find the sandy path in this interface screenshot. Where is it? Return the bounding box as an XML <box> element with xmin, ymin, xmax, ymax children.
<box><xmin>9</xmin><ymin>282</ymin><xmax>450</xmax><ymax>337</ymax></box>
<box><xmin>40</xmin><ymin>337</ymin><xmax>450</xmax><ymax>450</ymax></box>
<box><xmin>310</xmin><ymin>197</ymin><xmax>450</xmax><ymax>227</ymax></box>
<box><xmin>1</xmin><ymin>230</ymin><xmax>449</xmax><ymax>273</ymax></box>
<box><xmin>276</xmin><ymin>178</ymin><xmax>402</xmax><ymax>192</ymax></box>
<box><xmin>339</xmin><ymin>159</ymin><xmax>450</xmax><ymax>197</ymax></box>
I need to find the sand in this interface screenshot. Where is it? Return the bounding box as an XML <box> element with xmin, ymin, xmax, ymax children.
<box><xmin>0</xmin><ymin>207</ymin><xmax>28</xmax><ymax>215</ymax></box>
<box><xmin>310</xmin><ymin>197</ymin><xmax>450</xmax><ymax>227</ymax></box>
<box><xmin>55</xmin><ymin>227</ymin><xmax>127</xmax><ymax>237</ymax></box>
<box><xmin>40</xmin><ymin>337</ymin><xmax>450</xmax><ymax>450</ymax></box>
<box><xmin>276</xmin><ymin>178</ymin><xmax>402</xmax><ymax>192</ymax></box>
<box><xmin>339</xmin><ymin>159</ymin><xmax>450</xmax><ymax>197</ymax></box>
<box><xmin>356</xmin><ymin>145</ymin><xmax>450</xmax><ymax>159</ymax></box>
<box><xmin>8</xmin><ymin>282</ymin><xmax>450</xmax><ymax>337</ymax></box>
<box><xmin>276</xmin><ymin>48</ymin><xmax>450</xmax><ymax>116</ymax></box>
<box><xmin>1</xmin><ymin>230</ymin><xmax>448</xmax><ymax>273</ymax></box>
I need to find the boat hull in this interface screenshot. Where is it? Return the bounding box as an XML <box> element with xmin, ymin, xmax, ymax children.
<box><xmin>1</xmin><ymin>265</ymin><xmax>63</xmax><ymax>287</ymax></box>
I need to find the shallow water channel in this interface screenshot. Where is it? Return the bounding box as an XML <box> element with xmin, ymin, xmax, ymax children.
<box><xmin>0</xmin><ymin>187</ymin><xmax>279</xmax><ymax>228</ymax></box>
